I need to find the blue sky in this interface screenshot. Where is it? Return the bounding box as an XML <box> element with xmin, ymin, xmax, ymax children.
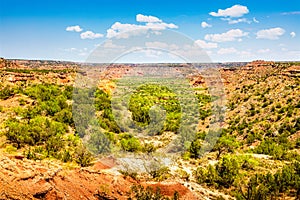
<box><xmin>0</xmin><ymin>0</ymin><xmax>299</xmax><ymax>62</ymax></box>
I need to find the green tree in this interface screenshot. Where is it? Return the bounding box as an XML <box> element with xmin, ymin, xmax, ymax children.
<box><xmin>216</xmin><ymin>156</ymin><xmax>240</xmax><ymax>188</ymax></box>
<box><xmin>236</xmin><ymin>174</ymin><xmax>269</xmax><ymax>200</ymax></box>
<box><xmin>189</xmin><ymin>139</ymin><xmax>202</xmax><ymax>159</ymax></box>
<box><xmin>5</xmin><ymin>119</ymin><xmax>31</xmax><ymax>148</ymax></box>
<box><xmin>86</xmin><ymin>128</ymin><xmax>111</xmax><ymax>154</ymax></box>
<box><xmin>213</xmin><ymin>135</ymin><xmax>239</xmax><ymax>158</ymax></box>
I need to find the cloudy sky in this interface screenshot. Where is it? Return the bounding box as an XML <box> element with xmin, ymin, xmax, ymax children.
<box><xmin>0</xmin><ymin>0</ymin><xmax>299</xmax><ymax>62</ymax></box>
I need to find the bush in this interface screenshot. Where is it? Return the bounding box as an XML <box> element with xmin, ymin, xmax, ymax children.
<box><xmin>5</xmin><ymin>119</ymin><xmax>31</xmax><ymax>148</ymax></box>
<box><xmin>216</xmin><ymin>156</ymin><xmax>240</xmax><ymax>188</ymax></box>
<box><xmin>128</xmin><ymin>84</ymin><xmax>181</xmax><ymax>133</ymax></box>
<box><xmin>18</xmin><ymin>98</ymin><xmax>27</xmax><ymax>106</ymax></box>
<box><xmin>74</xmin><ymin>145</ymin><xmax>94</xmax><ymax>167</ymax></box>
<box><xmin>189</xmin><ymin>139</ymin><xmax>202</xmax><ymax>159</ymax></box>
<box><xmin>149</xmin><ymin>166</ymin><xmax>171</xmax><ymax>181</ymax></box>
<box><xmin>119</xmin><ymin>170</ymin><xmax>138</xmax><ymax>180</ymax></box>
<box><xmin>194</xmin><ymin>156</ymin><xmax>241</xmax><ymax>188</ymax></box>
<box><xmin>176</xmin><ymin>169</ymin><xmax>189</xmax><ymax>181</ymax></box>
<box><xmin>193</xmin><ymin>167</ymin><xmax>208</xmax><ymax>184</ymax></box>
<box><xmin>53</xmin><ymin>108</ymin><xmax>74</xmax><ymax>126</ymax></box>
<box><xmin>5</xmin><ymin>116</ymin><xmax>67</xmax><ymax>148</ymax></box>
<box><xmin>120</xmin><ymin>134</ymin><xmax>142</xmax><ymax>152</ymax></box>
<box><xmin>142</xmin><ymin>143</ymin><xmax>156</xmax><ymax>153</ymax></box>
<box><xmin>236</xmin><ymin>174</ymin><xmax>269</xmax><ymax>200</ymax></box>
<box><xmin>128</xmin><ymin>185</ymin><xmax>179</xmax><ymax>200</ymax></box>
<box><xmin>5</xmin><ymin>145</ymin><xmax>17</xmax><ymax>153</ymax></box>
<box><xmin>24</xmin><ymin>84</ymin><xmax>61</xmax><ymax>101</ymax></box>
<box><xmin>254</xmin><ymin>139</ymin><xmax>287</xmax><ymax>160</ymax></box>
<box><xmin>93</xmin><ymin>88</ymin><xmax>122</xmax><ymax>133</ymax></box>
<box><xmin>63</xmin><ymin>85</ymin><xmax>74</xmax><ymax>99</ymax></box>
<box><xmin>86</xmin><ymin>129</ymin><xmax>111</xmax><ymax>154</ymax></box>
<box><xmin>0</xmin><ymin>86</ymin><xmax>14</xmax><ymax>100</ymax></box>
<box><xmin>236</xmin><ymin>162</ymin><xmax>300</xmax><ymax>199</ymax></box>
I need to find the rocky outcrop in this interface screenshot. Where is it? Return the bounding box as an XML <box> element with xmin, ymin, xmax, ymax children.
<box><xmin>5</xmin><ymin>72</ymin><xmax>35</xmax><ymax>82</ymax></box>
<box><xmin>0</xmin><ymin>153</ymin><xmax>196</xmax><ymax>200</ymax></box>
<box><xmin>282</xmin><ymin>65</ymin><xmax>300</xmax><ymax>77</ymax></box>
<box><xmin>246</xmin><ymin>60</ymin><xmax>275</xmax><ymax>68</ymax></box>
<box><xmin>0</xmin><ymin>58</ymin><xmax>22</xmax><ymax>69</ymax></box>
<box><xmin>189</xmin><ymin>75</ymin><xmax>205</xmax><ymax>86</ymax></box>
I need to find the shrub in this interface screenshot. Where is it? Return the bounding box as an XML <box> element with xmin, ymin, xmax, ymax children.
<box><xmin>5</xmin><ymin>119</ymin><xmax>31</xmax><ymax>148</ymax></box>
<box><xmin>119</xmin><ymin>170</ymin><xmax>138</xmax><ymax>180</ymax></box>
<box><xmin>176</xmin><ymin>169</ymin><xmax>189</xmax><ymax>181</ymax></box>
<box><xmin>5</xmin><ymin>145</ymin><xmax>17</xmax><ymax>153</ymax></box>
<box><xmin>254</xmin><ymin>139</ymin><xmax>287</xmax><ymax>160</ymax></box>
<box><xmin>94</xmin><ymin>89</ymin><xmax>111</xmax><ymax>111</ymax></box>
<box><xmin>128</xmin><ymin>84</ymin><xmax>181</xmax><ymax>133</ymax></box>
<box><xmin>189</xmin><ymin>139</ymin><xmax>202</xmax><ymax>159</ymax></box>
<box><xmin>149</xmin><ymin>166</ymin><xmax>171</xmax><ymax>181</ymax></box>
<box><xmin>18</xmin><ymin>98</ymin><xmax>27</xmax><ymax>106</ymax></box>
<box><xmin>53</xmin><ymin>108</ymin><xmax>74</xmax><ymax>125</ymax></box>
<box><xmin>142</xmin><ymin>143</ymin><xmax>156</xmax><ymax>153</ymax></box>
<box><xmin>236</xmin><ymin>174</ymin><xmax>269</xmax><ymax>200</ymax></box>
<box><xmin>236</xmin><ymin>162</ymin><xmax>300</xmax><ymax>199</ymax></box>
<box><xmin>0</xmin><ymin>86</ymin><xmax>14</xmax><ymax>100</ymax></box>
<box><xmin>24</xmin><ymin>84</ymin><xmax>61</xmax><ymax>101</ymax></box>
<box><xmin>216</xmin><ymin>156</ymin><xmax>240</xmax><ymax>188</ymax></box>
<box><xmin>86</xmin><ymin>130</ymin><xmax>111</xmax><ymax>154</ymax></box>
<box><xmin>128</xmin><ymin>185</ymin><xmax>179</xmax><ymax>200</ymax></box>
<box><xmin>74</xmin><ymin>145</ymin><xmax>94</xmax><ymax>167</ymax></box>
<box><xmin>5</xmin><ymin>116</ymin><xmax>67</xmax><ymax>148</ymax></box>
<box><xmin>63</xmin><ymin>85</ymin><xmax>74</xmax><ymax>99</ymax></box>
<box><xmin>194</xmin><ymin>167</ymin><xmax>208</xmax><ymax>184</ymax></box>
<box><xmin>120</xmin><ymin>134</ymin><xmax>142</xmax><ymax>152</ymax></box>
<box><xmin>194</xmin><ymin>156</ymin><xmax>241</xmax><ymax>188</ymax></box>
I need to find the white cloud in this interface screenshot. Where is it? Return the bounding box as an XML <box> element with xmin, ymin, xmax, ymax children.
<box><xmin>136</xmin><ymin>14</ymin><xmax>162</xmax><ymax>23</ymax></box>
<box><xmin>106</xmin><ymin>22</ymin><xmax>141</xmax><ymax>38</ymax></box>
<box><xmin>209</xmin><ymin>5</ymin><xmax>249</xmax><ymax>18</ymax></box>
<box><xmin>64</xmin><ymin>47</ymin><xmax>77</xmax><ymax>52</ymax></box>
<box><xmin>258</xmin><ymin>48</ymin><xmax>270</xmax><ymax>53</ymax></box>
<box><xmin>281</xmin><ymin>11</ymin><xmax>300</xmax><ymax>15</ymax></box>
<box><xmin>217</xmin><ymin>47</ymin><xmax>237</xmax><ymax>55</ymax></box>
<box><xmin>290</xmin><ymin>32</ymin><xmax>296</xmax><ymax>38</ymax></box>
<box><xmin>145</xmin><ymin>41</ymin><xmax>169</xmax><ymax>49</ymax></box>
<box><xmin>256</xmin><ymin>27</ymin><xmax>285</xmax><ymax>40</ymax></box>
<box><xmin>66</xmin><ymin>25</ymin><xmax>83</xmax><ymax>32</ymax></box>
<box><xmin>144</xmin><ymin>42</ymin><xmax>180</xmax><ymax>52</ymax></box>
<box><xmin>222</xmin><ymin>18</ymin><xmax>251</xmax><ymax>24</ymax></box>
<box><xmin>99</xmin><ymin>40</ymin><xmax>125</xmax><ymax>49</ymax></box>
<box><xmin>139</xmin><ymin>49</ymin><xmax>164</xmax><ymax>58</ymax></box>
<box><xmin>201</xmin><ymin>21</ymin><xmax>212</xmax><ymax>28</ymax></box>
<box><xmin>145</xmin><ymin>22</ymin><xmax>178</xmax><ymax>29</ymax></box>
<box><xmin>204</xmin><ymin>29</ymin><xmax>249</xmax><ymax>42</ymax></box>
<box><xmin>238</xmin><ymin>50</ymin><xmax>253</xmax><ymax>57</ymax></box>
<box><xmin>106</xmin><ymin>14</ymin><xmax>178</xmax><ymax>38</ymax></box>
<box><xmin>195</xmin><ymin>40</ymin><xmax>218</xmax><ymax>49</ymax></box>
<box><xmin>286</xmin><ymin>50</ymin><xmax>300</xmax><ymax>57</ymax></box>
<box><xmin>64</xmin><ymin>47</ymin><xmax>89</xmax><ymax>56</ymax></box>
<box><xmin>80</xmin><ymin>31</ymin><xmax>103</xmax><ymax>39</ymax></box>
<box><xmin>216</xmin><ymin>48</ymin><xmax>253</xmax><ymax>57</ymax></box>
<box><xmin>253</xmin><ymin>17</ymin><xmax>259</xmax><ymax>23</ymax></box>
